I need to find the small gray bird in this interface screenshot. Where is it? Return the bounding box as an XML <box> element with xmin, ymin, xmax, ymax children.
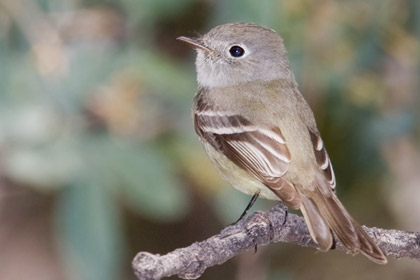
<box><xmin>178</xmin><ymin>22</ymin><xmax>387</xmax><ymax>264</ymax></box>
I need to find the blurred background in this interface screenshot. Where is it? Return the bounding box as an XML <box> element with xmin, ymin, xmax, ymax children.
<box><xmin>0</xmin><ymin>0</ymin><xmax>419</xmax><ymax>279</ymax></box>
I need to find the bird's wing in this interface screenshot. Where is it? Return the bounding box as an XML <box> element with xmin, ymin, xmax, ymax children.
<box><xmin>308</xmin><ymin>130</ymin><xmax>336</xmax><ymax>190</ymax></box>
<box><xmin>194</xmin><ymin>109</ymin><xmax>301</xmax><ymax>208</ymax></box>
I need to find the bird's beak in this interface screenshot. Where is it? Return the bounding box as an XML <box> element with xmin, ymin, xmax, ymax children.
<box><xmin>177</xmin><ymin>36</ymin><xmax>213</xmax><ymax>52</ymax></box>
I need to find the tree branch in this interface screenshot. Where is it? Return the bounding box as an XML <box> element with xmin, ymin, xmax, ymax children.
<box><xmin>132</xmin><ymin>203</ymin><xmax>420</xmax><ymax>280</ymax></box>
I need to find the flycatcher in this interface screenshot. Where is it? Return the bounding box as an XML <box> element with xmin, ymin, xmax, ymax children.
<box><xmin>178</xmin><ymin>22</ymin><xmax>387</xmax><ymax>264</ymax></box>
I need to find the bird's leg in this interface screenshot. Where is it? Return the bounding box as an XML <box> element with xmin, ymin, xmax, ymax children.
<box><xmin>281</xmin><ymin>203</ymin><xmax>288</xmax><ymax>226</ymax></box>
<box><xmin>234</xmin><ymin>191</ymin><xmax>260</xmax><ymax>224</ymax></box>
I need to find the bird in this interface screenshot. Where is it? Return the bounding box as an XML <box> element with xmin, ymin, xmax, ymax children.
<box><xmin>177</xmin><ymin>22</ymin><xmax>387</xmax><ymax>264</ymax></box>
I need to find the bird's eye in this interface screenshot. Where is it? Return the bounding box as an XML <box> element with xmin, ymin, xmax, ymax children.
<box><xmin>229</xmin><ymin>46</ymin><xmax>245</xmax><ymax>57</ymax></box>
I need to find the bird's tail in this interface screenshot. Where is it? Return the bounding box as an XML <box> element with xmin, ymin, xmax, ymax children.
<box><xmin>299</xmin><ymin>182</ymin><xmax>387</xmax><ymax>264</ymax></box>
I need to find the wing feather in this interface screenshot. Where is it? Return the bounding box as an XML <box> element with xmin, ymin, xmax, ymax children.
<box><xmin>194</xmin><ymin>104</ymin><xmax>301</xmax><ymax>208</ymax></box>
<box><xmin>195</xmin><ymin>112</ymin><xmax>290</xmax><ymax>181</ymax></box>
<box><xmin>309</xmin><ymin>130</ymin><xmax>336</xmax><ymax>189</ymax></box>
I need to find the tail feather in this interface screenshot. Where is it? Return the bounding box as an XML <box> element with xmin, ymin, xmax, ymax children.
<box><xmin>355</xmin><ymin>224</ymin><xmax>388</xmax><ymax>264</ymax></box>
<box><xmin>300</xmin><ymin>196</ymin><xmax>332</xmax><ymax>251</ymax></box>
<box><xmin>299</xmin><ymin>182</ymin><xmax>387</xmax><ymax>264</ymax></box>
<box><xmin>313</xmin><ymin>190</ymin><xmax>359</xmax><ymax>252</ymax></box>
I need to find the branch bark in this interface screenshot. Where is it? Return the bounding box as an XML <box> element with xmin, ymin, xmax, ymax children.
<box><xmin>132</xmin><ymin>203</ymin><xmax>420</xmax><ymax>280</ymax></box>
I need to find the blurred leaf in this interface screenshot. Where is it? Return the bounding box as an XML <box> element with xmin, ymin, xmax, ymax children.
<box><xmin>57</xmin><ymin>182</ymin><xmax>124</xmax><ymax>280</ymax></box>
<box><xmin>367</xmin><ymin>111</ymin><xmax>417</xmax><ymax>141</ymax></box>
<box><xmin>110</xmin><ymin>141</ymin><xmax>190</xmax><ymax>222</ymax></box>
<box><xmin>1</xmin><ymin>111</ymin><xmax>83</xmax><ymax>190</ymax></box>
<box><xmin>3</xmin><ymin>142</ymin><xmax>82</xmax><ymax>190</ymax></box>
<box><xmin>213</xmin><ymin>0</ymin><xmax>277</xmax><ymax>26</ymax></box>
<box><xmin>118</xmin><ymin>0</ymin><xmax>194</xmax><ymax>25</ymax></box>
<box><xmin>60</xmin><ymin>45</ymin><xmax>123</xmax><ymax>107</ymax></box>
<box><xmin>77</xmin><ymin>134</ymin><xmax>189</xmax><ymax>222</ymax></box>
<box><xmin>119</xmin><ymin>48</ymin><xmax>196</xmax><ymax>104</ymax></box>
<box><xmin>3</xmin><ymin>54</ymin><xmax>46</xmax><ymax>103</ymax></box>
<box><xmin>0</xmin><ymin>105</ymin><xmax>62</xmax><ymax>145</ymax></box>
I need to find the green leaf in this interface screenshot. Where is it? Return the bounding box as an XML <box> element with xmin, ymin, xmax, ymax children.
<box><xmin>2</xmin><ymin>134</ymin><xmax>83</xmax><ymax>191</ymax></box>
<box><xmin>119</xmin><ymin>0</ymin><xmax>194</xmax><ymax>24</ymax></box>
<box><xmin>78</xmin><ymin>135</ymin><xmax>189</xmax><ymax>222</ymax></box>
<box><xmin>116</xmin><ymin>48</ymin><xmax>196</xmax><ymax>104</ymax></box>
<box><xmin>56</xmin><ymin>182</ymin><xmax>124</xmax><ymax>280</ymax></box>
<box><xmin>110</xmin><ymin>142</ymin><xmax>189</xmax><ymax>222</ymax></box>
<box><xmin>213</xmin><ymin>0</ymin><xmax>276</xmax><ymax>26</ymax></box>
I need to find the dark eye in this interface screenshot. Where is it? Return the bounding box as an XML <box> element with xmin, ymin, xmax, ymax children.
<box><xmin>229</xmin><ymin>46</ymin><xmax>245</xmax><ymax>57</ymax></box>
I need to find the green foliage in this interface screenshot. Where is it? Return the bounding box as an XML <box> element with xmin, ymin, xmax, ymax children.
<box><xmin>107</xmin><ymin>141</ymin><xmax>189</xmax><ymax>221</ymax></box>
<box><xmin>57</xmin><ymin>182</ymin><xmax>124</xmax><ymax>280</ymax></box>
